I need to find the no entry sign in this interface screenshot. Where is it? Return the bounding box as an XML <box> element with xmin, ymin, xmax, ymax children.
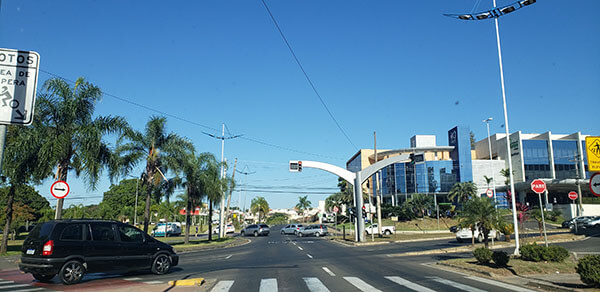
<box><xmin>51</xmin><ymin>181</ymin><xmax>70</xmax><ymax>199</ymax></box>
<box><xmin>568</xmin><ymin>191</ymin><xmax>578</xmax><ymax>200</ymax></box>
<box><xmin>531</xmin><ymin>179</ymin><xmax>546</xmax><ymax>194</ymax></box>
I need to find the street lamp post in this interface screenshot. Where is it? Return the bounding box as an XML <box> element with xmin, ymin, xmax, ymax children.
<box><xmin>483</xmin><ymin>118</ymin><xmax>497</xmax><ymax>208</ymax></box>
<box><xmin>444</xmin><ymin>0</ymin><xmax>537</xmax><ymax>255</ymax></box>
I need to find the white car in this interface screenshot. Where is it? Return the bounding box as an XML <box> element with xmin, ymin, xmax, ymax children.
<box><xmin>213</xmin><ymin>224</ymin><xmax>235</xmax><ymax>234</ymax></box>
<box><xmin>584</xmin><ymin>216</ymin><xmax>600</xmax><ymax>228</ymax></box>
<box><xmin>455</xmin><ymin>224</ymin><xmax>500</xmax><ymax>243</ymax></box>
<box><xmin>364</xmin><ymin>224</ymin><xmax>395</xmax><ymax>235</ymax></box>
<box><xmin>280</xmin><ymin>224</ymin><xmax>304</xmax><ymax>235</ymax></box>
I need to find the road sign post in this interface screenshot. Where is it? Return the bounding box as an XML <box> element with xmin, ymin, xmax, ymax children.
<box><xmin>531</xmin><ymin>179</ymin><xmax>548</xmax><ymax>247</ymax></box>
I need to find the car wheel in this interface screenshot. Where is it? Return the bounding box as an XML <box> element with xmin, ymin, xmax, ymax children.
<box><xmin>241</xmin><ymin>231</ymin><xmax>245</xmax><ymax>236</ymax></box>
<box><xmin>298</xmin><ymin>232</ymin><xmax>303</xmax><ymax>237</ymax></box>
<box><xmin>456</xmin><ymin>238</ymin><xmax>462</xmax><ymax>243</ymax></box>
<box><xmin>294</xmin><ymin>231</ymin><xmax>298</xmax><ymax>236</ymax></box>
<box><xmin>254</xmin><ymin>231</ymin><xmax>258</xmax><ymax>237</ymax></box>
<box><xmin>59</xmin><ymin>260</ymin><xmax>85</xmax><ymax>285</ymax></box>
<box><xmin>281</xmin><ymin>230</ymin><xmax>285</xmax><ymax>235</ymax></box>
<box><xmin>477</xmin><ymin>234</ymin><xmax>483</xmax><ymax>243</ymax></box>
<box><xmin>384</xmin><ymin>230</ymin><xmax>392</xmax><ymax>235</ymax></box>
<box><xmin>315</xmin><ymin>232</ymin><xmax>320</xmax><ymax>237</ymax></box>
<box><xmin>33</xmin><ymin>273</ymin><xmax>55</xmax><ymax>283</ymax></box>
<box><xmin>151</xmin><ymin>254</ymin><xmax>172</xmax><ymax>275</ymax></box>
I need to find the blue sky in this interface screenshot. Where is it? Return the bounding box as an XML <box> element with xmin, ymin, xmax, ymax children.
<box><xmin>1</xmin><ymin>0</ymin><xmax>598</xmax><ymax>209</ymax></box>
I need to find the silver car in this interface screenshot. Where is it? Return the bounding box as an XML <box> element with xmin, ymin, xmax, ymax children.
<box><xmin>241</xmin><ymin>224</ymin><xmax>270</xmax><ymax>237</ymax></box>
<box><xmin>297</xmin><ymin>224</ymin><xmax>328</xmax><ymax>237</ymax></box>
<box><xmin>280</xmin><ymin>224</ymin><xmax>304</xmax><ymax>235</ymax></box>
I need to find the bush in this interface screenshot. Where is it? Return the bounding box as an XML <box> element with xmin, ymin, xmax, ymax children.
<box><xmin>547</xmin><ymin>210</ymin><xmax>562</xmax><ymax>222</ymax></box>
<box><xmin>520</xmin><ymin>244</ymin><xmax>569</xmax><ymax>262</ymax></box>
<box><xmin>577</xmin><ymin>255</ymin><xmax>600</xmax><ymax>288</ymax></box>
<box><xmin>492</xmin><ymin>251</ymin><xmax>510</xmax><ymax>267</ymax></box>
<box><xmin>473</xmin><ymin>247</ymin><xmax>493</xmax><ymax>264</ymax></box>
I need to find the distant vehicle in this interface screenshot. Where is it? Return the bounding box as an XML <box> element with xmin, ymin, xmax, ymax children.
<box><xmin>449</xmin><ymin>226</ymin><xmax>458</xmax><ymax>233</ymax></box>
<box><xmin>19</xmin><ymin>219</ymin><xmax>178</xmax><ymax>285</ymax></box>
<box><xmin>297</xmin><ymin>224</ymin><xmax>328</xmax><ymax>237</ymax></box>
<box><xmin>566</xmin><ymin>216</ymin><xmax>595</xmax><ymax>230</ymax></box>
<box><xmin>241</xmin><ymin>224</ymin><xmax>270</xmax><ymax>237</ymax></box>
<box><xmin>584</xmin><ymin>216</ymin><xmax>600</xmax><ymax>228</ymax></box>
<box><xmin>455</xmin><ymin>224</ymin><xmax>500</xmax><ymax>243</ymax></box>
<box><xmin>364</xmin><ymin>224</ymin><xmax>395</xmax><ymax>235</ymax></box>
<box><xmin>151</xmin><ymin>222</ymin><xmax>182</xmax><ymax>237</ymax></box>
<box><xmin>280</xmin><ymin>224</ymin><xmax>304</xmax><ymax>235</ymax></box>
<box><xmin>213</xmin><ymin>224</ymin><xmax>235</xmax><ymax>234</ymax></box>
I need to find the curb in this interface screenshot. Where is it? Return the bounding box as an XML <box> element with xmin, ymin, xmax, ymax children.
<box><xmin>330</xmin><ymin>235</ymin><xmax>456</xmax><ymax>247</ymax></box>
<box><xmin>177</xmin><ymin>237</ymin><xmax>251</xmax><ymax>254</ymax></box>
<box><xmin>168</xmin><ymin>277</ymin><xmax>205</xmax><ymax>286</ymax></box>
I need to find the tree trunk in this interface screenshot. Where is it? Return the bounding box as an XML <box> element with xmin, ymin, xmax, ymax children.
<box><xmin>184</xmin><ymin>191</ymin><xmax>192</xmax><ymax>245</ymax></box>
<box><xmin>471</xmin><ymin>228</ymin><xmax>475</xmax><ymax>246</ymax></box>
<box><xmin>208</xmin><ymin>200</ymin><xmax>213</xmax><ymax>241</ymax></box>
<box><xmin>54</xmin><ymin>162</ymin><xmax>69</xmax><ymax>219</ymax></box>
<box><xmin>1</xmin><ymin>185</ymin><xmax>16</xmax><ymax>254</ymax></box>
<box><xmin>483</xmin><ymin>227</ymin><xmax>489</xmax><ymax>248</ymax></box>
<box><xmin>143</xmin><ymin>190</ymin><xmax>151</xmax><ymax>233</ymax></box>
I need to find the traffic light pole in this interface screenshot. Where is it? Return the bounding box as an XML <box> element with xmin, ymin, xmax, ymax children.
<box><xmin>290</xmin><ymin>154</ymin><xmax>409</xmax><ymax>242</ymax></box>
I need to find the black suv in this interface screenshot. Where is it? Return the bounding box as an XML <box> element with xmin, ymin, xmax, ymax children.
<box><xmin>19</xmin><ymin>220</ymin><xmax>179</xmax><ymax>285</ymax></box>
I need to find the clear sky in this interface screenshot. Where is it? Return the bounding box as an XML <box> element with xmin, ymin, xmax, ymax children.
<box><xmin>1</xmin><ymin>0</ymin><xmax>598</xmax><ymax>210</ymax></box>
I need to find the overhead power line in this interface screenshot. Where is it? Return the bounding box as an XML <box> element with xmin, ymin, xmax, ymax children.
<box><xmin>260</xmin><ymin>0</ymin><xmax>358</xmax><ymax>150</ymax></box>
<box><xmin>38</xmin><ymin>69</ymin><xmax>345</xmax><ymax>161</ymax></box>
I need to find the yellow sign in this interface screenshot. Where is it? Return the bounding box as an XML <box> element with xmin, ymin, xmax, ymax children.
<box><xmin>586</xmin><ymin>136</ymin><xmax>600</xmax><ymax>172</ymax></box>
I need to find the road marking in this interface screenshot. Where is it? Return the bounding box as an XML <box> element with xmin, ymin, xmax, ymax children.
<box><xmin>0</xmin><ymin>283</ymin><xmax>33</xmax><ymax>289</ymax></box>
<box><xmin>303</xmin><ymin>277</ymin><xmax>330</xmax><ymax>292</ymax></box>
<box><xmin>293</xmin><ymin>242</ymin><xmax>297</xmax><ymax>245</ymax></box>
<box><xmin>225</xmin><ymin>254</ymin><xmax>233</xmax><ymax>259</ymax></box>
<box><xmin>322</xmin><ymin>267</ymin><xmax>336</xmax><ymax>276</ymax></box>
<box><xmin>385</xmin><ymin>276</ymin><xmax>435</xmax><ymax>292</ymax></box>
<box><xmin>464</xmin><ymin>275</ymin><xmax>536</xmax><ymax>292</ymax></box>
<box><xmin>298</xmin><ymin>246</ymin><xmax>304</xmax><ymax>251</ymax></box>
<box><xmin>427</xmin><ymin>276</ymin><xmax>485</xmax><ymax>292</ymax></box>
<box><xmin>259</xmin><ymin>278</ymin><xmax>278</xmax><ymax>292</ymax></box>
<box><xmin>211</xmin><ymin>280</ymin><xmax>234</xmax><ymax>292</ymax></box>
<box><xmin>124</xmin><ymin>277</ymin><xmax>142</xmax><ymax>281</ymax></box>
<box><xmin>15</xmin><ymin>289</ymin><xmax>45</xmax><ymax>292</ymax></box>
<box><xmin>307</xmin><ymin>254</ymin><xmax>313</xmax><ymax>259</ymax></box>
<box><xmin>343</xmin><ymin>277</ymin><xmax>382</xmax><ymax>292</ymax></box>
<box><xmin>143</xmin><ymin>280</ymin><xmax>165</xmax><ymax>285</ymax></box>
<box><xmin>0</xmin><ymin>281</ymin><xmax>14</xmax><ymax>284</ymax></box>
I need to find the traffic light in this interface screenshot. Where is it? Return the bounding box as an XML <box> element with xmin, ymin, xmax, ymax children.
<box><xmin>298</xmin><ymin>161</ymin><xmax>302</xmax><ymax>172</ymax></box>
<box><xmin>362</xmin><ymin>206</ymin><xmax>367</xmax><ymax>219</ymax></box>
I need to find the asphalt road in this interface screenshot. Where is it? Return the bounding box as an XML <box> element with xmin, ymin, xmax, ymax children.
<box><xmin>3</xmin><ymin>225</ymin><xmax>598</xmax><ymax>291</ymax></box>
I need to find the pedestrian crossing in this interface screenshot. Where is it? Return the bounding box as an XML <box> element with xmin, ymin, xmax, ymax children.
<box><xmin>207</xmin><ymin>274</ymin><xmax>537</xmax><ymax>292</ymax></box>
<box><xmin>0</xmin><ymin>278</ymin><xmax>48</xmax><ymax>292</ymax></box>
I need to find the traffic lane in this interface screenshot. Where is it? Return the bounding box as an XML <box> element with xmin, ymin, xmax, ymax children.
<box><xmin>294</xmin><ymin>235</ymin><xmax>513</xmax><ymax>292</ymax></box>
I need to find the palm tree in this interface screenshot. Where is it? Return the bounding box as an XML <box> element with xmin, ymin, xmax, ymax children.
<box><xmin>295</xmin><ymin>196</ymin><xmax>312</xmax><ymax>222</ymax></box>
<box><xmin>35</xmin><ymin>77</ymin><xmax>129</xmax><ymax>219</ymax></box>
<box><xmin>1</xmin><ymin>125</ymin><xmax>45</xmax><ymax>254</ymax></box>
<box><xmin>483</xmin><ymin>175</ymin><xmax>492</xmax><ymax>190</ymax></box>
<box><xmin>448</xmin><ymin>182</ymin><xmax>478</xmax><ymax>205</ymax></box>
<box><xmin>459</xmin><ymin>197</ymin><xmax>502</xmax><ymax>248</ymax></box>
<box><xmin>407</xmin><ymin>193</ymin><xmax>433</xmax><ymax>218</ymax></box>
<box><xmin>500</xmin><ymin>168</ymin><xmax>512</xmax><ymax>186</ymax></box>
<box><xmin>199</xmin><ymin>155</ymin><xmax>225</xmax><ymax>241</ymax></box>
<box><xmin>180</xmin><ymin>152</ymin><xmax>220</xmax><ymax>244</ymax></box>
<box><xmin>251</xmin><ymin>196</ymin><xmax>269</xmax><ymax>223</ymax></box>
<box><xmin>115</xmin><ymin>116</ymin><xmax>193</xmax><ymax>233</ymax></box>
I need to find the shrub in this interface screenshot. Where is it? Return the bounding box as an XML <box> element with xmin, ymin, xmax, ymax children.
<box><xmin>544</xmin><ymin>246</ymin><xmax>569</xmax><ymax>262</ymax></box>
<box><xmin>520</xmin><ymin>244</ymin><xmax>569</xmax><ymax>262</ymax></box>
<box><xmin>520</xmin><ymin>244</ymin><xmax>544</xmax><ymax>262</ymax></box>
<box><xmin>492</xmin><ymin>251</ymin><xmax>510</xmax><ymax>267</ymax></box>
<box><xmin>473</xmin><ymin>247</ymin><xmax>493</xmax><ymax>264</ymax></box>
<box><xmin>577</xmin><ymin>255</ymin><xmax>600</xmax><ymax>288</ymax></box>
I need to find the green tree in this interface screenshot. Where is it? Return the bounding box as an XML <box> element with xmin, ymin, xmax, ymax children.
<box><xmin>0</xmin><ymin>184</ymin><xmax>49</xmax><ymax>221</ymax></box>
<box><xmin>459</xmin><ymin>197</ymin><xmax>502</xmax><ymax>248</ymax></box>
<box><xmin>34</xmin><ymin>77</ymin><xmax>129</xmax><ymax>218</ymax></box>
<box><xmin>101</xmin><ymin>178</ymin><xmax>147</xmax><ymax>222</ymax></box>
<box><xmin>448</xmin><ymin>182</ymin><xmax>478</xmax><ymax>205</ymax></box>
<box><xmin>115</xmin><ymin>116</ymin><xmax>193</xmax><ymax>233</ymax></box>
<box><xmin>325</xmin><ymin>177</ymin><xmax>368</xmax><ymax>213</ymax></box>
<box><xmin>295</xmin><ymin>196</ymin><xmax>312</xmax><ymax>222</ymax></box>
<box><xmin>0</xmin><ymin>124</ymin><xmax>48</xmax><ymax>254</ymax></box>
<box><xmin>407</xmin><ymin>194</ymin><xmax>433</xmax><ymax>218</ymax></box>
<box><xmin>483</xmin><ymin>175</ymin><xmax>492</xmax><ymax>190</ymax></box>
<box><xmin>500</xmin><ymin>168</ymin><xmax>512</xmax><ymax>186</ymax></box>
<box><xmin>251</xmin><ymin>196</ymin><xmax>269</xmax><ymax>223</ymax></box>
<box><xmin>470</xmin><ymin>131</ymin><xmax>476</xmax><ymax>150</ymax></box>
<box><xmin>266</xmin><ymin>213</ymin><xmax>289</xmax><ymax>225</ymax></box>
<box><xmin>529</xmin><ymin>208</ymin><xmax>547</xmax><ymax>237</ymax></box>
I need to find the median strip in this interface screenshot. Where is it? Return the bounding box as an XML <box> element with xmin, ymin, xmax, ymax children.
<box><xmin>168</xmin><ymin>277</ymin><xmax>205</xmax><ymax>286</ymax></box>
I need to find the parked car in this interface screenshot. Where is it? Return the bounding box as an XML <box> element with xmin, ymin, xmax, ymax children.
<box><xmin>19</xmin><ymin>219</ymin><xmax>178</xmax><ymax>285</ymax></box>
<box><xmin>449</xmin><ymin>225</ymin><xmax>458</xmax><ymax>233</ymax></box>
<box><xmin>241</xmin><ymin>224</ymin><xmax>270</xmax><ymax>237</ymax></box>
<box><xmin>455</xmin><ymin>224</ymin><xmax>500</xmax><ymax>243</ymax></box>
<box><xmin>213</xmin><ymin>224</ymin><xmax>235</xmax><ymax>234</ymax></box>
<box><xmin>584</xmin><ymin>216</ymin><xmax>600</xmax><ymax>228</ymax></box>
<box><xmin>566</xmin><ymin>216</ymin><xmax>595</xmax><ymax>229</ymax></box>
<box><xmin>280</xmin><ymin>224</ymin><xmax>304</xmax><ymax>235</ymax></box>
<box><xmin>364</xmin><ymin>224</ymin><xmax>395</xmax><ymax>235</ymax></box>
<box><xmin>297</xmin><ymin>224</ymin><xmax>328</xmax><ymax>237</ymax></box>
<box><xmin>151</xmin><ymin>222</ymin><xmax>182</xmax><ymax>237</ymax></box>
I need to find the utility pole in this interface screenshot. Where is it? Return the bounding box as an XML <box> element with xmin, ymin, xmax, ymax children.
<box><xmin>225</xmin><ymin>158</ymin><xmax>237</xmax><ymax>229</ymax></box>
<box><xmin>203</xmin><ymin>124</ymin><xmax>242</xmax><ymax>239</ymax></box>
<box><xmin>374</xmin><ymin>131</ymin><xmax>382</xmax><ymax>237</ymax></box>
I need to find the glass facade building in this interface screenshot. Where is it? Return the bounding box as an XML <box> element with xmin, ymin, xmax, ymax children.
<box><xmin>522</xmin><ymin>140</ymin><xmax>552</xmax><ymax>181</ymax></box>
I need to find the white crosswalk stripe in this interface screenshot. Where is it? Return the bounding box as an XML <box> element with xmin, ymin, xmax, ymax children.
<box><xmin>385</xmin><ymin>276</ymin><xmax>436</xmax><ymax>292</ymax></box>
<box><xmin>343</xmin><ymin>277</ymin><xmax>382</xmax><ymax>292</ymax></box>
<box><xmin>259</xmin><ymin>278</ymin><xmax>278</xmax><ymax>292</ymax></box>
<box><xmin>303</xmin><ymin>277</ymin><xmax>330</xmax><ymax>292</ymax></box>
<box><xmin>428</xmin><ymin>276</ymin><xmax>486</xmax><ymax>292</ymax></box>
<box><xmin>211</xmin><ymin>280</ymin><xmax>235</xmax><ymax>292</ymax></box>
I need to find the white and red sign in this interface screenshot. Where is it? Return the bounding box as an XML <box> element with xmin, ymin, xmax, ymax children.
<box><xmin>590</xmin><ymin>173</ymin><xmax>600</xmax><ymax>197</ymax></box>
<box><xmin>568</xmin><ymin>191</ymin><xmax>578</xmax><ymax>200</ymax></box>
<box><xmin>50</xmin><ymin>181</ymin><xmax>69</xmax><ymax>199</ymax></box>
<box><xmin>531</xmin><ymin>179</ymin><xmax>546</xmax><ymax>194</ymax></box>
<box><xmin>486</xmin><ymin>189</ymin><xmax>494</xmax><ymax>198</ymax></box>
<box><xmin>333</xmin><ymin>206</ymin><xmax>339</xmax><ymax>213</ymax></box>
